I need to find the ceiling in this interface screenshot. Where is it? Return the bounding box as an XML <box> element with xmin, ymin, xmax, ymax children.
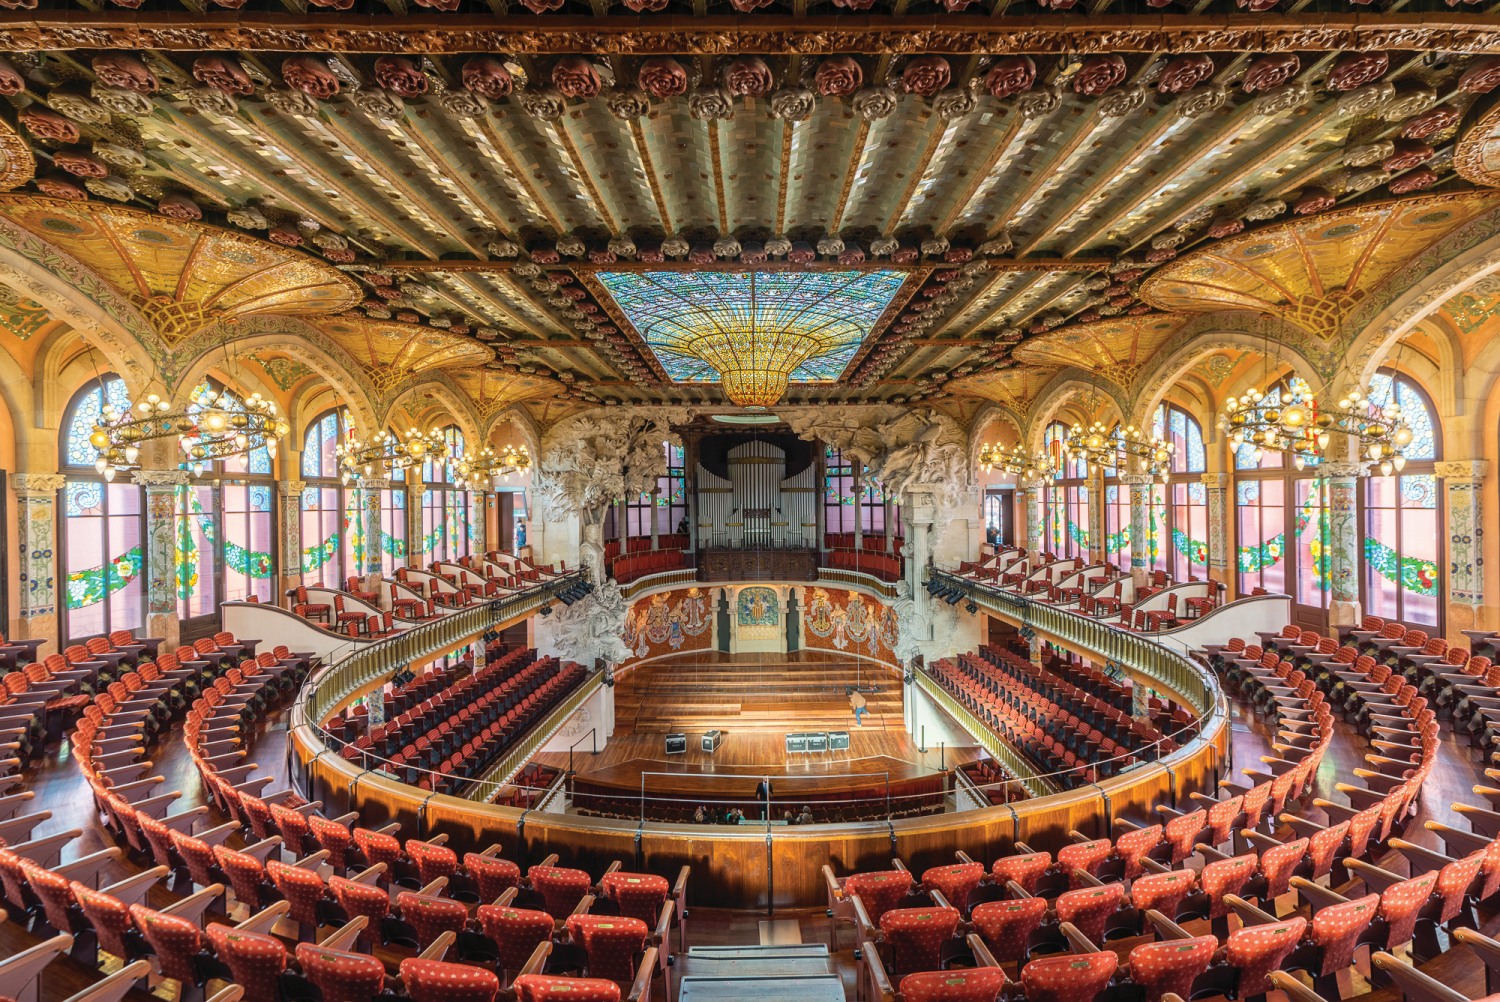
<box><xmin>1</xmin><ymin>12</ymin><xmax>1500</xmax><ymax>427</ymax></box>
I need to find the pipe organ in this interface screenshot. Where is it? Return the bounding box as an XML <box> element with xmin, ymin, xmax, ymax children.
<box><xmin>695</xmin><ymin>439</ymin><xmax>815</xmax><ymax>549</ymax></box>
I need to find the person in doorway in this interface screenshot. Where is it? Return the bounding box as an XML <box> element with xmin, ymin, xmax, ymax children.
<box><xmin>755</xmin><ymin>778</ymin><xmax>773</xmax><ymax>820</ymax></box>
<box><xmin>850</xmin><ymin>687</ymin><xmax>869</xmax><ymax>726</ymax></box>
<box><xmin>986</xmin><ymin>523</ymin><xmax>999</xmax><ymax>548</ymax></box>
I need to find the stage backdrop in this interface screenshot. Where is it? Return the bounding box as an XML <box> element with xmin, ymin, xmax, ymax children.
<box><xmin>620</xmin><ymin>587</ymin><xmax>714</xmax><ymax>664</ymax></box>
<box><xmin>801</xmin><ymin>586</ymin><xmax>901</xmax><ymax>667</ymax></box>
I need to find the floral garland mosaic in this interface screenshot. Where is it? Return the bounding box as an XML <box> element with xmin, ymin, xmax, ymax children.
<box><xmin>65</xmin><ymin>545</ymin><xmax>142</xmax><ymax>610</ymax></box>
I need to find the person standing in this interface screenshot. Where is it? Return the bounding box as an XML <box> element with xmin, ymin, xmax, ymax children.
<box><xmin>755</xmin><ymin>778</ymin><xmax>773</xmax><ymax>820</ymax></box>
<box><xmin>850</xmin><ymin>687</ymin><xmax>868</xmax><ymax>726</ymax></box>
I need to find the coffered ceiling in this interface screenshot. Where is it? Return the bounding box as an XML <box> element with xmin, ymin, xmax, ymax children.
<box><xmin>2</xmin><ymin>9</ymin><xmax>1500</xmax><ymax>426</ymax></box>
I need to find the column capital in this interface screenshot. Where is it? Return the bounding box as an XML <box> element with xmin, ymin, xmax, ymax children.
<box><xmin>1121</xmin><ymin>473</ymin><xmax>1156</xmax><ymax>486</ymax></box>
<box><xmin>360</xmin><ymin>478</ymin><xmax>392</xmax><ymax>491</ymax></box>
<box><xmin>1018</xmin><ymin>476</ymin><xmax>1050</xmax><ymax>491</ymax></box>
<box><xmin>281</xmin><ymin>479</ymin><xmax>309</xmax><ymax>496</ymax></box>
<box><xmin>10</xmin><ymin>472</ymin><xmax>66</xmax><ymax>495</ymax></box>
<box><xmin>132</xmin><ymin>468</ymin><xmax>192</xmax><ymax>489</ymax></box>
<box><xmin>1317</xmin><ymin>460</ymin><xmax>1369</xmax><ymax>479</ymax></box>
<box><xmin>1435</xmin><ymin>460</ymin><xmax>1489</xmax><ymax>482</ymax></box>
<box><xmin>1199</xmin><ymin>472</ymin><xmax>1231</xmax><ymax>489</ymax></box>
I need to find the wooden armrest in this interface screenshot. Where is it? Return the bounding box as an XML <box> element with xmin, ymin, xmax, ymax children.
<box><xmin>1371</xmin><ymin>953</ymin><xmax>1466</xmax><ymax>1002</ymax></box>
<box><xmin>1288</xmin><ymin>877</ymin><xmax>1351</xmax><ymax>910</ymax></box>
<box><xmin>234</xmin><ymin>901</ymin><xmax>291</xmax><ymax>934</ymax></box>
<box><xmin>0</xmin><ymin>810</ymin><xmax>50</xmax><ymax>845</ymax></box>
<box><xmin>56</xmin><ymin>848</ymin><xmax>127</xmax><ymax>887</ymax></box>
<box><xmin>1343</xmin><ymin>859</ymin><xmax>1406</xmax><ymax>893</ymax></box>
<box><xmin>195</xmin><ymin>821</ymin><xmax>241</xmax><ymax>847</ymax></box>
<box><xmin>968</xmin><ymin>932</ymin><xmax>1003</xmax><ymax>971</ymax></box>
<box><xmin>517</xmin><ymin>940</ymin><xmax>553</xmax><ymax>978</ymax></box>
<box><xmin>861</xmin><ymin>942</ymin><xmax>895</xmax><ymax>1002</ymax></box>
<box><xmin>318</xmin><ymin>917</ymin><xmax>369</xmax><ymax>952</ymax></box>
<box><xmin>351</xmin><ymin>863</ymin><xmax>387</xmax><ymax>885</ymax></box>
<box><xmin>627</xmin><ymin>947</ymin><xmax>658</xmax><ymax>1002</ymax></box>
<box><xmin>1270</xmin><ymin>971</ymin><xmax>1331</xmax><ymax>1002</ymax></box>
<box><xmin>1059</xmin><ymin>921</ymin><xmax>1100</xmax><ymax>954</ymax></box>
<box><xmin>11</xmin><ymin>829</ymin><xmax>83</xmax><ymax>867</ymax></box>
<box><xmin>239</xmin><ymin>836</ymin><xmax>282</xmax><ymax>862</ymax></box>
<box><xmin>61</xmin><ymin>959</ymin><xmax>154</xmax><ymax>1002</ymax></box>
<box><xmin>1423</xmin><ymin>821</ymin><xmax>1491</xmax><ymax>856</ymax></box>
<box><xmin>419</xmin><ymin>876</ymin><xmax>450</xmax><ymax>898</ymax></box>
<box><xmin>416</xmin><ymin>931</ymin><xmax>455</xmax><ymax>962</ymax></box>
<box><xmin>101</xmin><ymin>867</ymin><xmax>169</xmax><ymax>907</ymax></box>
<box><xmin>1225</xmin><ymin>894</ymin><xmax>1279</xmax><ymax>926</ymax></box>
<box><xmin>1144</xmin><ymin>909</ymin><xmax>1193</xmax><ymax>941</ymax></box>
<box><xmin>1388</xmin><ymin>838</ymin><xmax>1455</xmax><ymax>871</ymax></box>
<box><xmin>162</xmin><ymin>884</ymin><xmax>225</xmax><ymax>924</ymax></box>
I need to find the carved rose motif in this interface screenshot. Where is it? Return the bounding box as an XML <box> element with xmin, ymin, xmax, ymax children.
<box><xmin>20</xmin><ymin>108</ymin><xmax>79</xmax><ymax>143</ymax></box>
<box><xmin>1245</xmin><ymin>198</ymin><xmax>1286</xmax><ymax>221</ymax></box>
<box><xmin>1158</xmin><ymin>54</ymin><xmax>1216</xmax><ymax>94</ymax></box>
<box><xmin>661</xmin><ymin>237</ymin><xmax>691</xmax><ymax>257</ymax></box>
<box><xmin>1073</xmin><ymin>55</ymin><xmax>1126</xmax><ymax>96</ymax></box>
<box><xmin>920</xmin><ymin>237</ymin><xmax>950</xmax><ymax>257</ymax></box>
<box><xmin>353</xmin><ymin>88</ymin><xmax>405</xmax><ymax>120</ymax></box>
<box><xmin>1235</xmin><ymin>0</ymin><xmax>1278</xmax><ymax>10</ymax></box>
<box><xmin>0</xmin><ymin>58</ymin><xmax>25</xmax><ymax>96</ymax></box>
<box><xmin>1460</xmin><ymin>57</ymin><xmax>1500</xmax><ymax>94</ymax></box>
<box><xmin>764</xmin><ymin>237</ymin><xmax>791</xmax><ymax>257</ymax></box>
<box><xmin>92</xmin><ymin>54</ymin><xmax>157</xmax><ymax>94</ymax></box>
<box><xmin>712</xmin><ymin>237</ymin><xmax>741</xmax><ymax>258</ymax></box>
<box><xmin>1327</xmin><ymin>52</ymin><xmax>1388</xmax><ymax>92</ymax></box>
<box><xmin>93</xmin><ymin>84</ymin><xmax>154</xmax><ymax>117</ymax></box>
<box><xmin>688</xmin><ymin>245</ymin><xmax>714</xmax><ymax>265</ymax></box>
<box><xmin>1401</xmin><ymin>103</ymin><xmax>1459</xmax><ymax>139</ymax></box>
<box><xmin>1334</xmin><ymin>81</ymin><xmax>1393</xmax><ymax>119</ymax></box>
<box><xmin>1389</xmin><ymin>168</ymin><xmax>1438</xmax><ymax>193</ymax></box>
<box><xmin>1381</xmin><ymin>83</ymin><xmax>1436</xmax><ymax>121</ymax></box>
<box><xmin>192</xmin><ymin>56</ymin><xmax>253</xmax><ymax>96</ymax></box>
<box><xmin>1250</xmin><ymin>82</ymin><xmax>1309</xmax><ymax>117</ymax></box>
<box><xmin>833</xmin><ymin>0</ymin><xmax>875</xmax><ymax>8</ymax></box>
<box><xmin>375</xmin><ymin>56</ymin><xmax>428</xmax><ymax>98</ymax></box>
<box><xmin>1177</xmin><ymin>84</ymin><xmax>1227</xmax><ymax>118</ymax></box>
<box><xmin>306</xmin><ymin>0</ymin><xmax>354</xmax><ymax>8</ymax></box>
<box><xmin>934</xmin><ymin>86</ymin><xmax>977</xmax><ymax>120</ymax></box>
<box><xmin>268</xmin><ymin>226</ymin><xmax>303</xmax><ymax>246</ymax></box>
<box><xmin>1207</xmin><ymin>216</ymin><xmax>1244</xmax><ymax>238</ymax></box>
<box><xmin>158</xmin><ymin>194</ymin><xmax>202</xmax><ymax>221</ymax></box>
<box><xmin>412</xmin><ymin>0</ymin><xmax>460</xmax><ymax>9</ymax></box>
<box><xmin>607</xmin><ymin>89</ymin><xmax>650</xmax><ymax>120</ymax></box>
<box><xmin>728</xmin><ymin>0</ymin><xmax>773</xmax><ymax>10</ymax></box>
<box><xmin>439</xmin><ymin>89</ymin><xmax>486</xmax><ymax>119</ymax></box>
<box><xmin>1345</xmin><ymin>169</ymin><xmax>1390</xmax><ymax>194</ymax></box>
<box><xmin>739</xmin><ymin>242</ymin><xmax>767</xmax><ymax>264</ymax></box>
<box><xmin>35</xmin><ymin>175</ymin><xmax>87</xmax><ymax>200</ymax></box>
<box><xmin>552</xmin><ymin>56</ymin><xmax>601</xmax><ymax>99</ymax></box>
<box><xmin>688</xmin><ymin>87</ymin><xmax>733</xmax><ymax>121</ymax></box>
<box><xmin>518</xmin><ymin>88</ymin><xmax>567</xmax><ymax>120</ymax></box>
<box><xmin>723</xmin><ymin>57</ymin><xmax>773</xmax><ymax>98</ymax></box>
<box><xmin>1382</xmin><ymin>140</ymin><xmax>1434</xmax><ymax>171</ymax></box>
<box><xmin>977</xmin><ymin>234</ymin><xmax>1013</xmax><ymax>256</ymax></box>
<box><xmin>462</xmin><ymin>57</ymin><xmax>512</xmax><ymax>101</ymax></box>
<box><xmin>852</xmin><ymin>86</ymin><xmax>897</xmax><ymax>121</ymax></box>
<box><xmin>771</xmin><ymin>86</ymin><xmax>816</xmax><ymax>121</ymax></box>
<box><xmin>622</xmin><ymin>0</ymin><xmax>669</xmax><ymax>10</ymax></box>
<box><xmin>228</xmin><ymin>205</ymin><xmax>268</xmax><ymax>229</ymax></box>
<box><xmin>902</xmin><ymin>56</ymin><xmax>951</xmax><ymax>97</ymax></box>
<box><xmin>53</xmin><ymin>149</ymin><xmax>107</xmax><ymax>177</ymax></box>
<box><xmin>1241</xmin><ymin>53</ymin><xmax>1299</xmax><ymax>93</ymax></box>
<box><xmin>1342</xmin><ymin>140</ymin><xmax>1393</xmax><ymax>168</ymax></box>
<box><xmin>1016</xmin><ymin>86</ymin><xmax>1061</xmax><ymax>119</ymax></box>
<box><xmin>816</xmin><ymin>236</ymin><xmax>844</xmax><ymax>256</ymax></box>
<box><xmin>984</xmin><ymin>56</ymin><xmax>1035</xmax><ymax>99</ymax></box>
<box><xmin>815</xmin><ymin>56</ymin><xmax>863</xmax><ymax>98</ymax></box>
<box><xmin>1098</xmin><ymin>87</ymin><xmax>1146</xmax><ymax>119</ymax></box>
<box><xmin>1292</xmin><ymin>187</ymin><xmax>1335</xmax><ymax>215</ymax></box>
<box><xmin>86</xmin><ymin>176</ymin><xmax>133</xmax><ymax>202</ymax></box>
<box><xmin>265</xmin><ymin>87</ymin><xmax>320</xmax><ymax>117</ymax></box>
<box><xmin>638</xmin><ymin>57</ymin><xmax>688</xmax><ymax>99</ymax></box>
<box><xmin>557</xmin><ymin>235</ymin><xmax>586</xmax><ymax>257</ymax></box>
<box><xmin>519</xmin><ymin>0</ymin><xmax>564</xmax><ymax>11</ymax></box>
<box><xmin>282</xmin><ymin>56</ymin><xmax>339</xmax><ymax>99</ymax></box>
<box><xmin>45</xmin><ymin>88</ymin><xmax>108</xmax><ymax>126</ymax></box>
<box><xmin>788</xmin><ymin>242</ymin><xmax>816</xmax><ymax>265</ymax></box>
<box><xmin>184</xmin><ymin>85</ymin><xmax>236</xmax><ymax>116</ymax></box>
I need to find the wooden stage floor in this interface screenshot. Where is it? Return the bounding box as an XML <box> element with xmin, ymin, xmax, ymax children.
<box><xmin>531</xmin><ymin>651</ymin><xmax>984</xmax><ymax>801</ymax></box>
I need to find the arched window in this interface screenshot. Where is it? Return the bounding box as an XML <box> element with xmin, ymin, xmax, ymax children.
<box><xmin>176</xmin><ymin>378</ymin><xmax>277</xmax><ymax>623</ymax></box>
<box><xmin>1042</xmin><ymin>421</ymin><xmax>1089</xmax><ymax>560</ymax></box>
<box><xmin>1102</xmin><ymin>426</ymin><xmax>1130</xmax><ymax>572</ymax></box>
<box><xmin>421</xmin><ymin>425</ymin><xmax>468</xmax><ymax>563</ymax></box>
<box><xmin>1154</xmin><ymin>403</ymin><xmax>1208</xmax><ymax>581</ymax></box>
<box><xmin>301</xmin><ymin>409</ymin><xmax>354</xmax><ymax>585</ymax></box>
<box><xmin>1362</xmin><ymin>370</ymin><xmax>1441</xmax><ymax>628</ymax></box>
<box><xmin>61</xmin><ymin>377</ymin><xmax>144</xmax><ymax>641</ymax></box>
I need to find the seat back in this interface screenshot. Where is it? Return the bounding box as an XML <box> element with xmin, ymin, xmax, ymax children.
<box><xmin>294</xmin><ymin>943</ymin><xmax>386</xmax><ymax>1002</ymax></box>
<box><xmin>1021</xmin><ymin>951</ymin><xmax>1119</xmax><ymax>1002</ymax></box>
<box><xmin>205</xmin><ymin>924</ymin><xmax>288</xmax><ymax>1002</ymax></box>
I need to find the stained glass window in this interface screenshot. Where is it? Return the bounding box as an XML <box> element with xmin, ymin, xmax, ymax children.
<box><xmin>1105</xmin><ymin>483</ymin><xmax>1131</xmax><ymax>573</ymax></box>
<box><xmin>302</xmin><ymin>411</ymin><xmax>346</xmax><ymax>479</ymax></box>
<box><xmin>1367</xmin><ymin>371</ymin><xmax>1438</xmax><ymax>461</ymax></box>
<box><xmin>61</xmin><ymin>377</ymin><xmax>144</xmax><ymax>641</ymax></box>
<box><xmin>596</xmin><ymin>270</ymin><xmax>905</xmax><ymax>384</ymax></box>
<box><xmin>1236</xmin><ymin>478</ymin><xmax>1288</xmax><ymax>596</ymax></box>
<box><xmin>381</xmin><ymin>487</ymin><xmax>407</xmax><ymax>576</ymax></box>
<box><xmin>1153</xmin><ymin>403</ymin><xmax>1206</xmax><ymax>474</ymax></box>
<box><xmin>1362</xmin><ymin>370</ymin><xmax>1440</xmax><ymax>627</ymax></box>
<box><xmin>301</xmin><ymin>409</ymin><xmax>349</xmax><ymax>583</ymax></box>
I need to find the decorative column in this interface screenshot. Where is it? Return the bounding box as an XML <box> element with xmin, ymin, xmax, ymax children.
<box><xmin>884</xmin><ymin>495</ymin><xmax>895</xmax><ymax>553</ymax></box>
<box><xmin>1436</xmin><ymin>460</ymin><xmax>1488</xmax><ymax>618</ymax></box>
<box><xmin>1200</xmin><ymin>472</ymin><xmax>1232</xmax><ymax>585</ymax></box>
<box><xmin>1085</xmin><ymin>481</ymin><xmax>1103</xmax><ymax>565</ymax></box>
<box><xmin>470</xmin><ymin>490</ymin><xmax>487</xmax><ymax>557</ymax></box>
<box><xmin>280</xmin><ymin>479</ymin><xmax>307</xmax><ymax>596</ymax></box>
<box><xmin>1320</xmin><ymin>460</ymin><xmax>1367</xmax><ymax>629</ymax></box>
<box><xmin>11</xmin><ymin>473</ymin><xmax>66</xmax><ymax>651</ymax></box>
<box><xmin>135</xmin><ymin>469</ymin><xmax>190</xmax><ymax>648</ymax></box>
<box><xmin>852</xmin><ymin>466</ymin><xmax>864</xmax><ymax>551</ymax></box>
<box><xmin>361</xmin><ymin>479</ymin><xmax>388</xmax><ymax>576</ymax></box>
<box><xmin>648</xmin><ymin>488</ymin><xmax>660</xmax><ymax>551</ymax></box>
<box><xmin>404</xmin><ymin>467</ymin><xmax>423</xmax><ymax>566</ymax></box>
<box><xmin>1020</xmin><ymin>479</ymin><xmax>1044</xmax><ymax>557</ymax></box>
<box><xmin>1123</xmin><ymin>474</ymin><xmax>1154</xmax><ymax>588</ymax></box>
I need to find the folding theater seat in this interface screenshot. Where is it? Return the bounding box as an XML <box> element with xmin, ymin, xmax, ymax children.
<box><xmin>294</xmin><ymin>942</ymin><xmax>387</xmax><ymax>1002</ymax></box>
<box><xmin>1019</xmin><ymin>951</ymin><xmax>1118</xmax><ymax>1002</ymax></box>
<box><xmin>529</xmin><ymin>864</ymin><xmax>594</xmax><ymax>919</ymax></box>
<box><xmin>566</xmin><ymin>912</ymin><xmax>650</xmax><ymax>985</ymax></box>
<box><xmin>970</xmin><ymin>896</ymin><xmax>1049</xmax><ymax>966</ymax></box>
<box><xmin>899</xmin><ymin>967</ymin><xmax>1010</xmax><ymax>1002</ymax></box>
<box><xmin>400</xmin><ymin>958</ymin><xmax>502</xmax><ymax>1002</ymax></box>
<box><xmin>1125</xmin><ymin>935</ymin><xmax>1218</xmax><ymax>1002</ymax></box>
<box><xmin>477</xmin><ymin>903</ymin><xmax>556</xmax><ymax>975</ymax></box>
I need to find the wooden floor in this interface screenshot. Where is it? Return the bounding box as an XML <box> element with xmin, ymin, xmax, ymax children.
<box><xmin>7</xmin><ymin>670</ymin><xmax>1500</xmax><ymax>1002</ymax></box>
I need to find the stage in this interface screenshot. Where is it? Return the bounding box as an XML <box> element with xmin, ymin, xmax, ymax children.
<box><xmin>531</xmin><ymin>652</ymin><xmax>983</xmax><ymax>821</ymax></box>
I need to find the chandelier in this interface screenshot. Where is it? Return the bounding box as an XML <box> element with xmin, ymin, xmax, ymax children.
<box><xmin>1115</xmin><ymin>424</ymin><xmax>1175</xmax><ymax>481</ymax></box>
<box><xmin>978</xmin><ymin>442</ymin><xmax>1058</xmax><ymax>482</ymax></box>
<box><xmin>453</xmin><ymin>445</ymin><xmax>532</xmax><ymax>489</ymax></box>
<box><xmin>687</xmin><ymin>328</ymin><xmax>832</xmax><ymax>409</ymax></box>
<box><xmin>1221</xmin><ymin>378</ymin><xmax>1412</xmax><ymax>474</ymax></box>
<box><xmin>1330</xmin><ymin>384</ymin><xmax>1415</xmax><ymax>476</ymax></box>
<box><xmin>91</xmin><ymin>388</ymin><xmax>289</xmax><ymax>480</ymax></box>
<box><xmin>1062</xmin><ymin>421</ymin><xmax>1115</xmax><ymax>467</ymax></box>
<box><xmin>336</xmin><ymin>426</ymin><xmax>446</xmax><ymax>485</ymax></box>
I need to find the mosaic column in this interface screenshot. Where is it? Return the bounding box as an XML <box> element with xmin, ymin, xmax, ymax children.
<box><xmin>470</xmin><ymin>490</ymin><xmax>487</xmax><ymax>557</ymax></box>
<box><xmin>1436</xmin><ymin>460</ymin><xmax>1488</xmax><ymax>611</ymax></box>
<box><xmin>135</xmin><ymin>469</ymin><xmax>190</xmax><ymax>649</ymax></box>
<box><xmin>1085</xmin><ymin>481</ymin><xmax>1103</xmax><ymax>564</ymax></box>
<box><xmin>1122</xmin><ymin>474</ymin><xmax>1155</xmax><ymax>589</ymax></box>
<box><xmin>404</xmin><ymin>467</ymin><xmax>423</xmax><ymax>565</ymax></box>
<box><xmin>1320</xmin><ymin>460</ymin><xmax>1367</xmax><ymax>629</ymax></box>
<box><xmin>280</xmin><ymin>479</ymin><xmax>306</xmax><ymax>598</ymax></box>
<box><xmin>1020</xmin><ymin>479</ymin><xmax>1044</xmax><ymax>557</ymax></box>
<box><xmin>361</xmin><ymin>479</ymin><xmax>388</xmax><ymax>576</ymax></box>
<box><xmin>1200</xmin><ymin>472</ymin><xmax>1232</xmax><ymax>580</ymax></box>
<box><xmin>11</xmin><ymin>473</ymin><xmax>66</xmax><ymax>652</ymax></box>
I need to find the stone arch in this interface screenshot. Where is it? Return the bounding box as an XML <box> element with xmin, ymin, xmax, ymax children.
<box><xmin>967</xmin><ymin>403</ymin><xmax>1026</xmax><ymax>471</ymax></box>
<box><xmin>0</xmin><ymin>342</ymin><xmax>37</xmax><ymax>470</ymax></box>
<box><xmin>1026</xmin><ymin>371</ymin><xmax>1130</xmax><ymax>453</ymax></box>
<box><xmin>484</xmin><ymin>405</ymin><xmax>542</xmax><ymax>459</ymax></box>
<box><xmin>382</xmin><ymin>377</ymin><xmax>482</xmax><ymax>453</ymax></box>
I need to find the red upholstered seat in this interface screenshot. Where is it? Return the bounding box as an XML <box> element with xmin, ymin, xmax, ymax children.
<box><xmin>407</xmin><ymin>839</ymin><xmax>459</xmax><ymax>885</ymax></box>
<box><xmin>566</xmin><ymin>913</ymin><xmax>649</xmax><ymax>983</ymax></box>
<box><xmin>1129</xmin><ymin>870</ymin><xmax>1197</xmax><ymax>919</ymax></box>
<box><xmin>899</xmin><ymin>967</ymin><xmax>1009</xmax><ymax>1002</ymax></box>
<box><xmin>398</xmin><ymin>891</ymin><xmax>470</xmax><ymax>949</ymax></box>
<box><xmin>399</xmin><ymin>958</ymin><xmax>501</xmax><ymax>1002</ymax></box>
<box><xmin>1309</xmin><ymin>894</ymin><xmax>1379</xmax><ymax>977</ymax></box>
<box><xmin>206</xmin><ymin>924</ymin><xmax>288</xmax><ymax>1002</ymax></box>
<box><xmin>880</xmin><ymin>906</ymin><xmax>961</xmax><ymax>977</ymax></box>
<box><xmin>1126</xmin><ymin>936</ymin><xmax>1217</xmax><ymax>1002</ymax></box>
<box><xmin>329</xmin><ymin>876</ymin><xmax>390</xmax><ymax>946</ymax></box>
<box><xmin>1113</xmin><ymin>825</ymin><xmax>1163</xmax><ymax>881</ymax></box>
<box><xmin>1201</xmin><ymin>853</ymin><xmax>1259</xmax><ymax>919</ymax></box>
<box><xmin>266</xmin><ymin>859</ymin><xmax>329</xmax><ymax>930</ymax></box>
<box><xmin>1054</xmin><ymin>883</ymin><xmax>1124</xmax><ymax>945</ymax></box>
<box><xmin>971</xmin><ymin>897</ymin><xmax>1048</xmax><ymax>964</ymax></box>
<box><xmin>921</xmin><ymin>862</ymin><xmax>985</xmax><ymax>915</ymax></box>
<box><xmin>600</xmin><ymin>871</ymin><xmax>670</xmax><ymax>925</ymax></box>
<box><xmin>309</xmin><ymin>817</ymin><xmax>355</xmax><ymax>870</ymax></box>
<box><xmin>1378</xmin><ymin>871</ymin><xmax>1437</xmax><ymax>951</ymax></box>
<box><xmin>129</xmin><ymin>904</ymin><xmax>204</xmax><ymax>986</ymax></box>
<box><xmin>991</xmin><ymin>853</ymin><xmax>1052</xmax><ymax>895</ymax></box>
<box><xmin>353</xmin><ymin>826</ymin><xmax>403</xmax><ymax>872</ymax></box>
<box><xmin>1057</xmin><ymin>840</ymin><xmax>1111</xmax><ymax>884</ymax></box>
<box><xmin>478</xmin><ymin>904</ymin><xmax>556</xmax><ymax>972</ymax></box>
<box><xmin>295</xmin><ymin>943</ymin><xmax>387</xmax><ymax>1002</ymax></box>
<box><xmin>1226</xmin><ymin>917</ymin><xmax>1307</xmax><ymax>997</ymax></box>
<box><xmin>1020</xmin><ymin>951</ymin><xmax>1119</xmax><ymax>1002</ymax></box>
<box><xmin>844</xmin><ymin>869</ymin><xmax>913</xmax><ymax>925</ymax></box>
<box><xmin>512</xmin><ymin>975</ymin><xmax>621</xmax><ymax>1002</ymax></box>
<box><xmin>530</xmin><ymin>864</ymin><xmax>595</xmax><ymax>919</ymax></box>
<box><xmin>71</xmin><ymin>882</ymin><xmax>134</xmax><ymax>961</ymax></box>
<box><xmin>213</xmin><ymin>844</ymin><xmax>269</xmax><ymax>911</ymax></box>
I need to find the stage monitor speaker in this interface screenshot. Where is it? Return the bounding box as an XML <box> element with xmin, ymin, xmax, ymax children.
<box><xmin>701</xmin><ymin>729</ymin><xmax>723</xmax><ymax>754</ymax></box>
<box><xmin>665</xmin><ymin>733</ymin><xmax>687</xmax><ymax>755</ymax></box>
<box><xmin>828</xmin><ymin>730</ymin><xmax>851</xmax><ymax>751</ymax></box>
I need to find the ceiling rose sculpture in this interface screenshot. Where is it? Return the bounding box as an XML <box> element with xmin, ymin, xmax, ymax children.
<box><xmin>594</xmin><ymin>270</ymin><xmax>905</xmax><ymax>408</ymax></box>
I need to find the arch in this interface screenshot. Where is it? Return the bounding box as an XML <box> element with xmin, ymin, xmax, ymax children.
<box><xmin>484</xmin><ymin>404</ymin><xmax>542</xmax><ymax>460</ymax></box>
<box><xmin>381</xmin><ymin>377</ymin><xmax>481</xmax><ymax>454</ymax></box>
<box><xmin>967</xmin><ymin>403</ymin><xmax>1026</xmax><ymax>473</ymax></box>
<box><xmin>1026</xmin><ymin>372</ymin><xmax>1129</xmax><ymax>454</ymax></box>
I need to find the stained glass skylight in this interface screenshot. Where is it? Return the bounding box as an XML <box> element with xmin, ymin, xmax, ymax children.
<box><xmin>596</xmin><ymin>270</ymin><xmax>905</xmax><ymax>387</ymax></box>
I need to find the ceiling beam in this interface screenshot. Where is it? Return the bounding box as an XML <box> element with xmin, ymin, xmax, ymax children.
<box><xmin>4</xmin><ymin>14</ymin><xmax>1496</xmax><ymax>53</ymax></box>
<box><xmin>365</xmin><ymin>257</ymin><xmax>1111</xmax><ymax>273</ymax></box>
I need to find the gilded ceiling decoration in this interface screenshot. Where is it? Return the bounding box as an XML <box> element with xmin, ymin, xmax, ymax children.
<box><xmin>0</xmin><ymin>33</ymin><xmax>1496</xmax><ymax>421</ymax></box>
<box><xmin>1139</xmin><ymin>191</ymin><xmax>1500</xmax><ymax>340</ymax></box>
<box><xmin>0</xmin><ymin>196</ymin><xmax>360</xmax><ymax>345</ymax></box>
<box><xmin>1455</xmin><ymin>97</ymin><xmax>1500</xmax><ymax>188</ymax></box>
